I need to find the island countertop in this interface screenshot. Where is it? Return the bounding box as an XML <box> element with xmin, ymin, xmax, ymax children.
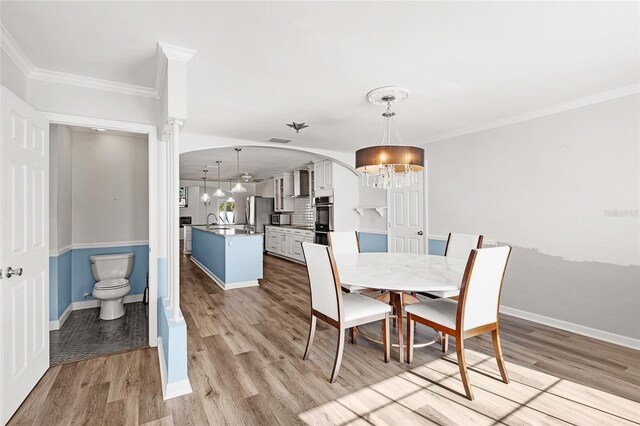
<box><xmin>191</xmin><ymin>225</ymin><xmax>263</xmax><ymax>237</ymax></box>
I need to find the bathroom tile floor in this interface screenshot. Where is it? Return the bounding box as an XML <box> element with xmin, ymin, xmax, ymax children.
<box><xmin>50</xmin><ymin>302</ymin><xmax>148</xmax><ymax>365</ymax></box>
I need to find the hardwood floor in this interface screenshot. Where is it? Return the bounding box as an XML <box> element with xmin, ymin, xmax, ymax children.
<box><xmin>9</xmin><ymin>252</ymin><xmax>640</xmax><ymax>425</ymax></box>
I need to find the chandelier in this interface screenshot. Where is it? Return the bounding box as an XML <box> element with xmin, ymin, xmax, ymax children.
<box><xmin>212</xmin><ymin>161</ymin><xmax>225</xmax><ymax>197</ymax></box>
<box><xmin>231</xmin><ymin>148</ymin><xmax>247</xmax><ymax>193</ymax></box>
<box><xmin>200</xmin><ymin>169</ymin><xmax>211</xmax><ymax>205</ymax></box>
<box><xmin>355</xmin><ymin>87</ymin><xmax>424</xmax><ymax>189</ymax></box>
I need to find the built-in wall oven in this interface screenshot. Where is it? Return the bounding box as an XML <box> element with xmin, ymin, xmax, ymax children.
<box><xmin>313</xmin><ymin>196</ymin><xmax>333</xmax><ymax>245</ymax></box>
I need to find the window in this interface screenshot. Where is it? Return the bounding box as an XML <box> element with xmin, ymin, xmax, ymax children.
<box><xmin>218</xmin><ymin>200</ymin><xmax>235</xmax><ymax>223</ymax></box>
<box><xmin>179</xmin><ymin>186</ymin><xmax>188</xmax><ymax>208</ymax></box>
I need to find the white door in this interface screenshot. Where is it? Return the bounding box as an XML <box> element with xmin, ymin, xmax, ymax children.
<box><xmin>0</xmin><ymin>86</ymin><xmax>49</xmax><ymax>424</ymax></box>
<box><xmin>388</xmin><ymin>172</ymin><xmax>425</xmax><ymax>254</ymax></box>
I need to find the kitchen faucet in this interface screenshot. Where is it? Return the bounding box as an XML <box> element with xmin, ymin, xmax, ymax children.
<box><xmin>206</xmin><ymin>212</ymin><xmax>220</xmax><ymax>230</ymax></box>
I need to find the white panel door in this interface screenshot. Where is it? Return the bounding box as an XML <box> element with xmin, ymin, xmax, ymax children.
<box><xmin>0</xmin><ymin>86</ymin><xmax>49</xmax><ymax>424</ymax></box>
<box><xmin>388</xmin><ymin>172</ymin><xmax>425</xmax><ymax>254</ymax></box>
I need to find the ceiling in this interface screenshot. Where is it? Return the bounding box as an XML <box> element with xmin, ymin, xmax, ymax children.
<box><xmin>180</xmin><ymin>146</ymin><xmax>325</xmax><ymax>182</ymax></box>
<box><xmin>2</xmin><ymin>2</ymin><xmax>639</xmax><ymax>153</ymax></box>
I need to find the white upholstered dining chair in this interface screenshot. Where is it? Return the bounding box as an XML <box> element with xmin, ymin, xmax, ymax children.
<box><xmin>302</xmin><ymin>242</ymin><xmax>391</xmax><ymax>383</ymax></box>
<box><xmin>327</xmin><ymin>231</ymin><xmax>368</xmax><ymax>292</ymax></box>
<box><xmin>406</xmin><ymin>245</ymin><xmax>512</xmax><ymax>400</ymax></box>
<box><xmin>426</xmin><ymin>233</ymin><xmax>483</xmax><ymax>299</ymax></box>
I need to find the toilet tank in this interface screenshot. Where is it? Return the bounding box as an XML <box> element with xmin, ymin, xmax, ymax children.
<box><xmin>90</xmin><ymin>253</ymin><xmax>134</xmax><ymax>281</ymax></box>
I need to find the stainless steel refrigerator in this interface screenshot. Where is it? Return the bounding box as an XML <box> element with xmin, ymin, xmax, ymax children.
<box><xmin>246</xmin><ymin>196</ymin><xmax>274</xmax><ymax>238</ymax></box>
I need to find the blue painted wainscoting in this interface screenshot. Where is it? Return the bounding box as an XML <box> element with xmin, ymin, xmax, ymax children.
<box><xmin>358</xmin><ymin>232</ymin><xmax>388</xmax><ymax>252</ymax></box>
<box><xmin>49</xmin><ymin>250</ymin><xmax>72</xmax><ymax>321</ymax></box>
<box><xmin>157</xmin><ymin>257</ymin><xmax>191</xmax><ymax>399</ymax></box>
<box><xmin>428</xmin><ymin>238</ymin><xmax>447</xmax><ymax>256</ymax></box>
<box><xmin>357</xmin><ymin>232</ymin><xmax>446</xmax><ymax>256</ymax></box>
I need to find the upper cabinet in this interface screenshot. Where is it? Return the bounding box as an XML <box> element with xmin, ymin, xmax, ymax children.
<box><xmin>314</xmin><ymin>160</ymin><xmax>333</xmax><ymax>195</ymax></box>
<box><xmin>273</xmin><ymin>173</ymin><xmax>294</xmax><ymax>212</ymax></box>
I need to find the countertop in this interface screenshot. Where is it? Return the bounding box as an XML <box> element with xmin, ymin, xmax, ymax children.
<box><xmin>265</xmin><ymin>225</ymin><xmax>315</xmax><ymax>231</ymax></box>
<box><xmin>191</xmin><ymin>225</ymin><xmax>262</xmax><ymax>237</ymax></box>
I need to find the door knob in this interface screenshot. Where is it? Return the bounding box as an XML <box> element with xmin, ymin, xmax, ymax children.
<box><xmin>417</xmin><ymin>231</ymin><xmax>424</xmax><ymax>236</ymax></box>
<box><xmin>6</xmin><ymin>267</ymin><xmax>23</xmax><ymax>278</ymax></box>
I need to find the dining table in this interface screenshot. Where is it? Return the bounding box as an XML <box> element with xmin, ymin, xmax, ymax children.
<box><xmin>333</xmin><ymin>252</ymin><xmax>466</xmax><ymax>362</ymax></box>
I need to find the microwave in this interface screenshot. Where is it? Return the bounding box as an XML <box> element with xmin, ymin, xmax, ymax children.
<box><xmin>271</xmin><ymin>213</ymin><xmax>291</xmax><ymax>225</ymax></box>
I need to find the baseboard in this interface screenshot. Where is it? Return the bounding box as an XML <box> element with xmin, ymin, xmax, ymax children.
<box><xmin>500</xmin><ymin>305</ymin><xmax>640</xmax><ymax>350</ymax></box>
<box><xmin>49</xmin><ymin>303</ymin><xmax>73</xmax><ymax>331</ymax></box>
<box><xmin>190</xmin><ymin>257</ymin><xmax>259</xmax><ymax>290</ymax></box>
<box><xmin>72</xmin><ymin>293</ymin><xmax>144</xmax><ymax>311</ymax></box>
<box><xmin>157</xmin><ymin>336</ymin><xmax>193</xmax><ymax>400</ymax></box>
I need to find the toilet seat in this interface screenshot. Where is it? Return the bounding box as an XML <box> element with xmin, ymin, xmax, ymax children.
<box><xmin>94</xmin><ymin>278</ymin><xmax>130</xmax><ymax>290</ymax></box>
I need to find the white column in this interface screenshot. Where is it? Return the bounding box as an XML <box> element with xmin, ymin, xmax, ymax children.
<box><xmin>170</xmin><ymin>121</ymin><xmax>181</xmax><ymax>321</ymax></box>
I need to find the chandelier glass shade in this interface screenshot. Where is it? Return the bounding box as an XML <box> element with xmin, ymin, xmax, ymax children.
<box><xmin>212</xmin><ymin>160</ymin><xmax>225</xmax><ymax>197</ymax></box>
<box><xmin>355</xmin><ymin>87</ymin><xmax>424</xmax><ymax>189</ymax></box>
<box><xmin>231</xmin><ymin>148</ymin><xmax>247</xmax><ymax>193</ymax></box>
<box><xmin>200</xmin><ymin>169</ymin><xmax>211</xmax><ymax>205</ymax></box>
<box><xmin>226</xmin><ymin>180</ymin><xmax>234</xmax><ymax>203</ymax></box>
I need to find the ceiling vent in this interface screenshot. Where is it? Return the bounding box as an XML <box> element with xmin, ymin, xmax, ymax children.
<box><xmin>267</xmin><ymin>137</ymin><xmax>291</xmax><ymax>144</ymax></box>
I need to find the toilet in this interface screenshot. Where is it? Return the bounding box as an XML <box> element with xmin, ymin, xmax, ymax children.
<box><xmin>90</xmin><ymin>253</ymin><xmax>134</xmax><ymax>320</ymax></box>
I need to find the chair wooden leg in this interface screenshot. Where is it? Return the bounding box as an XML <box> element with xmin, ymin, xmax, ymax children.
<box><xmin>406</xmin><ymin>314</ymin><xmax>414</xmax><ymax>364</ymax></box>
<box><xmin>393</xmin><ymin>292</ymin><xmax>405</xmax><ymax>363</ymax></box>
<box><xmin>303</xmin><ymin>315</ymin><xmax>317</xmax><ymax>361</ymax></box>
<box><xmin>351</xmin><ymin>327</ymin><xmax>357</xmax><ymax>344</ymax></box>
<box><xmin>456</xmin><ymin>337</ymin><xmax>474</xmax><ymax>400</ymax></box>
<box><xmin>492</xmin><ymin>328</ymin><xmax>510</xmax><ymax>384</ymax></box>
<box><xmin>330</xmin><ymin>328</ymin><xmax>346</xmax><ymax>383</ymax></box>
<box><xmin>440</xmin><ymin>332</ymin><xmax>449</xmax><ymax>353</ymax></box>
<box><xmin>392</xmin><ymin>305</ymin><xmax>397</xmax><ymax>328</ymax></box>
<box><xmin>383</xmin><ymin>313</ymin><xmax>390</xmax><ymax>363</ymax></box>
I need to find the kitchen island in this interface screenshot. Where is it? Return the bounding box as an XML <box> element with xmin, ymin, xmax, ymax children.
<box><xmin>190</xmin><ymin>226</ymin><xmax>263</xmax><ymax>290</ymax></box>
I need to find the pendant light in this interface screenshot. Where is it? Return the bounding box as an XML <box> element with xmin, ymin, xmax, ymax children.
<box><xmin>212</xmin><ymin>160</ymin><xmax>225</xmax><ymax>197</ymax></box>
<box><xmin>226</xmin><ymin>179</ymin><xmax>234</xmax><ymax>203</ymax></box>
<box><xmin>231</xmin><ymin>148</ymin><xmax>247</xmax><ymax>193</ymax></box>
<box><xmin>355</xmin><ymin>86</ymin><xmax>424</xmax><ymax>189</ymax></box>
<box><xmin>200</xmin><ymin>169</ymin><xmax>211</xmax><ymax>205</ymax></box>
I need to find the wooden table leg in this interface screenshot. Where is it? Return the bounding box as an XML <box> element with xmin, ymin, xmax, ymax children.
<box><xmin>392</xmin><ymin>291</ymin><xmax>404</xmax><ymax>363</ymax></box>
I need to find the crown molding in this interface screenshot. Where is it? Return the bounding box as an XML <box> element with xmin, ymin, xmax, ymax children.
<box><xmin>30</xmin><ymin>68</ymin><xmax>159</xmax><ymax>98</ymax></box>
<box><xmin>1</xmin><ymin>24</ymin><xmax>34</xmax><ymax>76</ymax></box>
<box><xmin>1</xmin><ymin>24</ymin><xmax>161</xmax><ymax>99</ymax></box>
<box><xmin>424</xmin><ymin>84</ymin><xmax>640</xmax><ymax>143</ymax></box>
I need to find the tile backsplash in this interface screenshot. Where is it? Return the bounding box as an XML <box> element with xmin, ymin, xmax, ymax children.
<box><xmin>291</xmin><ymin>197</ymin><xmax>314</xmax><ymax>227</ymax></box>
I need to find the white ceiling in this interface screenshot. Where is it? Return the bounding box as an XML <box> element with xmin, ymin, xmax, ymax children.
<box><xmin>2</xmin><ymin>2</ymin><xmax>639</xmax><ymax>153</ymax></box>
<box><xmin>180</xmin><ymin>146</ymin><xmax>326</xmax><ymax>182</ymax></box>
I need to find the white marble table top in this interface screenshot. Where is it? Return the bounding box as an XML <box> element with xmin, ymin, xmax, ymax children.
<box><xmin>334</xmin><ymin>252</ymin><xmax>465</xmax><ymax>293</ymax></box>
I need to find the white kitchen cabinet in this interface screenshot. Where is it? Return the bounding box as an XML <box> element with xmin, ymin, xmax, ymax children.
<box><xmin>265</xmin><ymin>226</ymin><xmax>314</xmax><ymax>263</ymax></box>
<box><xmin>313</xmin><ymin>160</ymin><xmax>334</xmax><ymax>195</ymax></box>
<box><xmin>323</xmin><ymin>161</ymin><xmax>333</xmax><ymax>189</ymax></box>
<box><xmin>273</xmin><ymin>173</ymin><xmax>294</xmax><ymax>212</ymax></box>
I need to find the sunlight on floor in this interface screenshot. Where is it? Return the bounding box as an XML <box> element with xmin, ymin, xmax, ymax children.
<box><xmin>298</xmin><ymin>350</ymin><xmax>640</xmax><ymax>425</ymax></box>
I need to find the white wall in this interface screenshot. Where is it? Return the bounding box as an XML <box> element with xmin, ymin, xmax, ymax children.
<box><xmin>49</xmin><ymin>125</ymin><xmax>73</xmax><ymax>252</ymax></box>
<box><xmin>1</xmin><ymin>51</ymin><xmax>28</xmax><ymax>101</ymax></box>
<box><xmin>28</xmin><ymin>79</ymin><xmax>159</xmax><ymax>126</ymax></box>
<box><xmin>358</xmin><ymin>184</ymin><xmax>388</xmax><ymax>233</ymax></box>
<box><xmin>426</xmin><ymin>94</ymin><xmax>640</xmax><ymax>341</ymax></box>
<box><xmin>71</xmin><ymin>130</ymin><xmax>149</xmax><ymax>244</ymax></box>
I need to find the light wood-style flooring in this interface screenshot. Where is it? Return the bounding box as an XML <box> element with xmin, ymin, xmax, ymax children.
<box><xmin>9</xmin><ymin>252</ymin><xmax>640</xmax><ymax>425</ymax></box>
